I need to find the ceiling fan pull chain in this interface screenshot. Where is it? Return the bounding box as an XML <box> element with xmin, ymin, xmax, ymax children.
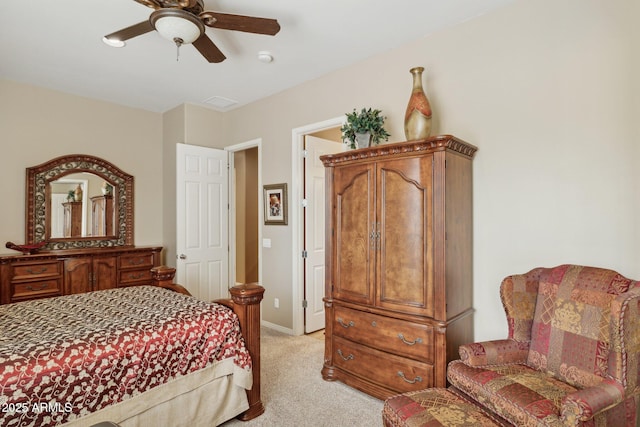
<box><xmin>174</xmin><ymin>37</ymin><xmax>184</xmax><ymax>62</ymax></box>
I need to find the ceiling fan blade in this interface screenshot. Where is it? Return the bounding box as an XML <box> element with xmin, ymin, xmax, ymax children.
<box><xmin>200</xmin><ymin>12</ymin><xmax>280</xmax><ymax>36</ymax></box>
<box><xmin>192</xmin><ymin>34</ymin><xmax>226</xmax><ymax>63</ymax></box>
<box><xmin>135</xmin><ymin>0</ymin><xmax>199</xmax><ymax>9</ymax></box>
<box><xmin>133</xmin><ymin>0</ymin><xmax>162</xmax><ymax>9</ymax></box>
<box><xmin>104</xmin><ymin>20</ymin><xmax>155</xmax><ymax>42</ymax></box>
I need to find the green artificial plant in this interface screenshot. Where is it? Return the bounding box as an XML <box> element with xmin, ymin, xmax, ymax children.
<box><xmin>341</xmin><ymin>108</ymin><xmax>391</xmax><ymax>149</ymax></box>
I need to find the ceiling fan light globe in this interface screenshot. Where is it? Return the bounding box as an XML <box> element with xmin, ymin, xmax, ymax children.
<box><xmin>151</xmin><ymin>10</ymin><xmax>204</xmax><ymax>45</ymax></box>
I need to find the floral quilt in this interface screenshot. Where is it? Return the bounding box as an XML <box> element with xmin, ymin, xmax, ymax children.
<box><xmin>0</xmin><ymin>286</ymin><xmax>252</xmax><ymax>427</ymax></box>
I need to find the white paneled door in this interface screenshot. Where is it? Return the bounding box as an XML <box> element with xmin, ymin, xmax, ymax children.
<box><xmin>304</xmin><ymin>135</ymin><xmax>343</xmax><ymax>333</ymax></box>
<box><xmin>176</xmin><ymin>143</ymin><xmax>229</xmax><ymax>301</ymax></box>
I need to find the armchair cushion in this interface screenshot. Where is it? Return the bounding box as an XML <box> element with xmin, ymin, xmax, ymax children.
<box><xmin>448</xmin><ymin>360</ymin><xmax>578</xmax><ymax>426</ymax></box>
<box><xmin>527</xmin><ymin>265</ymin><xmax>635</xmax><ymax>388</ymax></box>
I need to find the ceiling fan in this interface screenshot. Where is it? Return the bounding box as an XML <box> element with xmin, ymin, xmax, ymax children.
<box><xmin>103</xmin><ymin>0</ymin><xmax>281</xmax><ymax>63</ymax></box>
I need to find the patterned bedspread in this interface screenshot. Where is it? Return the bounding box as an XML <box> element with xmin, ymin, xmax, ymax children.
<box><xmin>0</xmin><ymin>286</ymin><xmax>252</xmax><ymax>427</ymax></box>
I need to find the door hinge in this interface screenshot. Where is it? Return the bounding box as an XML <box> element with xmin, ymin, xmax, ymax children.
<box><xmin>302</xmin><ymin>149</ymin><xmax>308</xmax><ymax>158</ymax></box>
<box><xmin>302</xmin><ymin>250</ymin><xmax>308</xmax><ymax>258</ymax></box>
<box><xmin>302</xmin><ymin>300</ymin><xmax>308</xmax><ymax>308</ymax></box>
<box><xmin>301</xmin><ymin>198</ymin><xmax>308</xmax><ymax>207</ymax></box>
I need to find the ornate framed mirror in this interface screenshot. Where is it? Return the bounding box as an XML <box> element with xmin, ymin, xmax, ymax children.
<box><xmin>26</xmin><ymin>154</ymin><xmax>134</xmax><ymax>249</ymax></box>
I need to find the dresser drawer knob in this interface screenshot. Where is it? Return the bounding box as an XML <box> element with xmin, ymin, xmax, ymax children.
<box><xmin>337</xmin><ymin>349</ymin><xmax>354</xmax><ymax>361</ymax></box>
<box><xmin>398</xmin><ymin>333</ymin><xmax>422</xmax><ymax>346</ymax></box>
<box><xmin>337</xmin><ymin>318</ymin><xmax>355</xmax><ymax>328</ymax></box>
<box><xmin>398</xmin><ymin>371</ymin><xmax>422</xmax><ymax>384</ymax></box>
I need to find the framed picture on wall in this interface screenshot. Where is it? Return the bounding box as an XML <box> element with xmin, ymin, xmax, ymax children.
<box><xmin>263</xmin><ymin>183</ymin><xmax>288</xmax><ymax>225</ymax></box>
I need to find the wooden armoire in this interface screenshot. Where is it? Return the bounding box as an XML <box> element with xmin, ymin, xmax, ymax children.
<box><xmin>320</xmin><ymin>135</ymin><xmax>477</xmax><ymax>400</ymax></box>
<box><xmin>91</xmin><ymin>194</ymin><xmax>114</xmax><ymax>236</ymax></box>
<box><xmin>62</xmin><ymin>201</ymin><xmax>82</xmax><ymax>237</ymax></box>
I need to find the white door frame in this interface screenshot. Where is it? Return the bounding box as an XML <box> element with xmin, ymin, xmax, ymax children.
<box><xmin>291</xmin><ymin>116</ymin><xmax>345</xmax><ymax>336</ymax></box>
<box><xmin>226</xmin><ymin>138</ymin><xmax>263</xmax><ymax>292</ymax></box>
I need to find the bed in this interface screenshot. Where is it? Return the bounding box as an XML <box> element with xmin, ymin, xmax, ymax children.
<box><xmin>0</xmin><ymin>266</ymin><xmax>264</xmax><ymax>427</ymax></box>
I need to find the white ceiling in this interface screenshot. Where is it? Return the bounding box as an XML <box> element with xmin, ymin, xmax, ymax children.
<box><xmin>0</xmin><ymin>0</ymin><xmax>515</xmax><ymax>113</ymax></box>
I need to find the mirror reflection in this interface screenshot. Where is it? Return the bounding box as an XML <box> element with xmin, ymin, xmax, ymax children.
<box><xmin>49</xmin><ymin>173</ymin><xmax>116</xmax><ymax>239</ymax></box>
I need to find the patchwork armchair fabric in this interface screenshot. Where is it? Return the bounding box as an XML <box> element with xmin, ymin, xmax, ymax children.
<box><xmin>447</xmin><ymin>264</ymin><xmax>640</xmax><ymax>426</ymax></box>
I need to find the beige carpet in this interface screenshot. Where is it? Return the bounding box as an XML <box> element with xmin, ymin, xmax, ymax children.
<box><xmin>221</xmin><ymin>327</ymin><xmax>384</xmax><ymax>427</ymax></box>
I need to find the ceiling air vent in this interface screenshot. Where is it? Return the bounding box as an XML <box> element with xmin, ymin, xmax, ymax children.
<box><xmin>203</xmin><ymin>96</ymin><xmax>238</xmax><ymax>110</ymax></box>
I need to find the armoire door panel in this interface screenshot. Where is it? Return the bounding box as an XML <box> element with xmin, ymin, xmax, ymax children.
<box><xmin>377</xmin><ymin>157</ymin><xmax>433</xmax><ymax>316</ymax></box>
<box><xmin>333</xmin><ymin>164</ymin><xmax>375</xmax><ymax>304</ymax></box>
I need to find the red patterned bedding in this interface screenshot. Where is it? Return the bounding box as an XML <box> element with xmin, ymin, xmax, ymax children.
<box><xmin>0</xmin><ymin>286</ymin><xmax>252</xmax><ymax>427</ymax></box>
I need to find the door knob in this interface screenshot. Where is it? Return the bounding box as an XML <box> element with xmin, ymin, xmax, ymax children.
<box><xmin>178</xmin><ymin>254</ymin><xmax>187</xmax><ymax>260</ymax></box>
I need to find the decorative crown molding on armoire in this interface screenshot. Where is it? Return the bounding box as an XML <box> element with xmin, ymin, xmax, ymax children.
<box><xmin>320</xmin><ymin>135</ymin><xmax>477</xmax><ymax>399</ymax></box>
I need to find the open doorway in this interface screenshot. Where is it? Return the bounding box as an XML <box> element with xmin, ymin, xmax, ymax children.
<box><xmin>233</xmin><ymin>147</ymin><xmax>259</xmax><ymax>285</ymax></box>
<box><xmin>227</xmin><ymin>139</ymin><xmax>262</xmax><ymax>292</ymax></box>
<box><xmin>291</xmin><ymin>118</ymin><xmax>345</xmax><ymax>335</ymax></box>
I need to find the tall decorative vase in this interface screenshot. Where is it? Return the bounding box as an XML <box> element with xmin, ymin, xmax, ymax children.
<box><xmin>404</xmin><ymin>67</ymin><xmax>432</xmax><ymax>141</ymax></box>
<box><xmin>74</xmin><ymin>184</ymin><xmax>83</xmax><ymax>202</ymax></box>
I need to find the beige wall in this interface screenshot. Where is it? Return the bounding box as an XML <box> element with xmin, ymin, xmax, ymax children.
<box><xmin>1</xmin><ymin>0</ymin><xmax>638</xmax><ymax>340</ymax></box>
<box><xmin>223</xmin><ymin>0</ymin><xmax>640</xmax><ymax>338</ymax></box>
<box><xmin>160</xmin><ymin>104</ymin><xmax>231</xmax><ymax>266</ymax></box>
<box><xmin>0</xmin><ymin>79</ymin><xmax>164</xmax><ymax>253</ymax></box>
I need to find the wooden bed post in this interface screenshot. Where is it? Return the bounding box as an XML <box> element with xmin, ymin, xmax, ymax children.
<box><xmin>151</xmin><ymin>267</ymin><xmax>265</xmax><ymax>421</ymax></box>
<box><xmin>227</xmin><ymin>283</ymin><xmax>265</xmax><ymax>420</ymax></box>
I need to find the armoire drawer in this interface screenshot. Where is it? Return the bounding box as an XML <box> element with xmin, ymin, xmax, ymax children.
<box><xmin>333</xmin><ymin>305</ymin><xmax>434</xmax><ymax>362</ymax></box>
<box><xmin>332</xmin><ymin>336</ymin><xmax>434</xmax><ymax>393</ymax></box>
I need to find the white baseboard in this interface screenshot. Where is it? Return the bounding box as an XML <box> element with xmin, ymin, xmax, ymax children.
<box><xmin>260</xmin><ymin>320</ymin><xmax>295</xmax><ymax>336</ymax></box>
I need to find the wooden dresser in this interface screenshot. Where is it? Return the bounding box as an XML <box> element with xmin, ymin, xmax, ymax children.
<box><xmin>0</xmin><ymin>246</ymin><xmax>162</xmax><ymax>304</ymax></box>
<box><xmin>320</xmin><ymin>136</ymin><xmax>477</xmax><ymax>400</ymax></box>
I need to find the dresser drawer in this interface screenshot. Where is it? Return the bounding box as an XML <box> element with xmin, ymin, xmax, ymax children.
<box><xmin>12</xmin><ymin>279</ymin><xmax>62</xmax><ymax>300</ymax></box>
<box><xmin>333</xmin><ymin>336</ymin><xmax>434</xmax><ymax>393</ymax></box>
<box><xmin>11</xmin><ymin>261</ymin><xmax>62</xmax><ymax>281</ymax></box>
<box><xmin>333</xmin><ymin>305</ymin><xmax>434</xmax><ymax>362</ymax></box>
<box><xmin>119</xmin><ymin>252</ymin><xmax>154</xmax><ymax>270</ymax></box>
<box><xmin>118</xmin><ymin>269</ymin><xmax>153</xmax><ymax>286</ymax></box>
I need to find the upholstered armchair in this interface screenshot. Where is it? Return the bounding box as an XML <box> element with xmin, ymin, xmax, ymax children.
<box><xmin>447</xmin><ymin>264</ymin><xmax>640</xmax><ymax>426</ymax></box>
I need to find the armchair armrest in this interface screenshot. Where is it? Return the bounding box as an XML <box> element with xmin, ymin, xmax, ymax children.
<box><xmin>459</xmin><ymin>339</ymin><xmax>530</xmax><ymax>367</ymax></box>
<box><xmin>560</xmin><ymin>379</ymin><xmax>625</xmax><ymax>425</ymax></box>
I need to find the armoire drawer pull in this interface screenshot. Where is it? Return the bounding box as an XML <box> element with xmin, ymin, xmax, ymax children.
<box><xmin>397</xmin><ymin>333</ymin><xmax>422</xmax><ymax>346</ymax></box>
<box><xmin>337</xmin><ymin>318</ymin><xmax>355</xmax><ymax>328</ymax></box>
<box><xmin>337</xmin><ymin>349</ymin><xmax>354</xmax><ymax>361</ymax></box>
<box><xmin>397</xmin><ymin>371</ymin><xmax>422</xmax><ymax>384</ymax></box>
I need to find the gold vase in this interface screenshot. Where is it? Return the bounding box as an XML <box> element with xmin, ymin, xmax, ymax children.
<box><xmin>404</xmin><ymin>67</ymin><xmax>432</xmax><ymax>141</ymax></box>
